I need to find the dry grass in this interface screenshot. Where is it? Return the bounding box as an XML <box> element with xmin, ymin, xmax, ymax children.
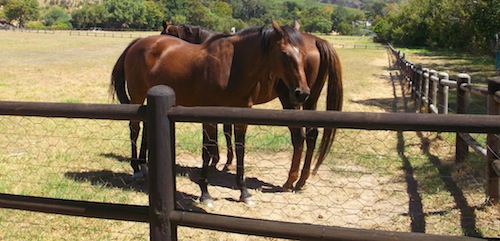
<box><xmin>0</xmin><ymin>30</ymin><xmax>498</xmax><ymax>240</ymax></box>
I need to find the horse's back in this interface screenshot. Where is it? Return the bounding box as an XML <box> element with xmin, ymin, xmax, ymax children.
<box><xmin>123</xmin><ymin>35</ymin><xmax>194</xmax><ymax>103</ymax></box>
<box><xmin>124</xmin><ymin>34</ymin><xmax>237</xmax><ymax>106</ymax></box>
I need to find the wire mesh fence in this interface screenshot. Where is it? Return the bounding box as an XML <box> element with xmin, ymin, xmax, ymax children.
<box><xmin>1</xmin><ymin>114</ymin><xmax>497</xmax><ymax>240</ymax></box>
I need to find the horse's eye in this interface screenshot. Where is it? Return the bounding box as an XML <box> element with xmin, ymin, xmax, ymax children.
<box><xmin>281</xmin><ymin>51</ymin><xmax>292</xmax><ymax>62</ymax></box>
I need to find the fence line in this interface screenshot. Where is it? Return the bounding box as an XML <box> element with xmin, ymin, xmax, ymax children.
<box><xmin>2</xmin><ymin>28</ymin><xmax>386</xmax><ymax>49</ymax></box>
<box><xmin>1</xmin><ymin>85</ymin><xmax>496</xmax><ymax>240</ymax></box>
<box><xmin>332</xmin><ymin>44</ymin><xmax>387</xmax><ymax>50</ymax></box>
<box><xmin>389</xmin><ymin>44</ymin><xmax>500</xmax><ymax>204</ymax></box>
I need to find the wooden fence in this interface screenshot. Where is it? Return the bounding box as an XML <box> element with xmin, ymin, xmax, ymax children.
<box><xmin>1</xmin><ymin>85</ymin><xmax>499</xmax><ymax>240</ymax></box>
<box><xmin>389</xmin><ymin>45</ymin><xmax>500</xmax><ymax>205</ymax></box>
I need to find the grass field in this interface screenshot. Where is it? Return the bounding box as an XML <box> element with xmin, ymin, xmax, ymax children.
<box><xmin>0</xmin><ymin>30</ymin><xmax>498</xmax><ymax>240</ymax></box>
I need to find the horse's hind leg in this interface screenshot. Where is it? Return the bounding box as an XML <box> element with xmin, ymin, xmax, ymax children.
<box><xmin>129</xmin><ymin>120</ymin><xmax>142</xmax><ymax>177</ymax></box>
<box><xmin>295</xmin><ymin>127</ymin><xmax>318</xmax><ymax>191</ymax></box>
<box><xmin>223</xmin><ymin>124</ymin><xmax>234</xmax><ymax>171</ymax></box>
<box><xmin>234</xmin><ymin>124</ymin><xmax>253</xmax><ymax>205</ymax></box>
<box><xmin>137</xmin><ymin>122</ymin><xmax>148</xmax><ymax>178</ymax></box>
<box><xmin>199</xmin><ymin>123</ymin><xmax>218</xmax><ymax>207</ymax></box>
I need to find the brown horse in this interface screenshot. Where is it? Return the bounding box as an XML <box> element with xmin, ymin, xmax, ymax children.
<box><xmin>111</xmin><ymin>21</ymin><xmax>310</xmax><ymax>206</ymax></box>
<box><xmin>162</xmin><ymin>21</ymin><xmax>343</xmax><ymax>191</ymax></box>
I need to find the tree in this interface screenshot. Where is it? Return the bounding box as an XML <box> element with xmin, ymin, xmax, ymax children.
<box><xmin>281</xmin><ymin>1</ymin><xmax>302</xmax><ymax>20</ymax></box>
<box><xmin>372</xmin><ymin>0</ymin><xmax>499</xmax><ymax>52</ymax></box>
<box><xmin>231</xmin><ymin>0</ymin><xmax>269</xmax><ymax>23</ymax></box>
<box><xmin>43</xmin><ymin>6</ymin><xmax>71</xmax><ymax>27</ymax></box>
<box><xmin>471</xmin><ymin>0</ymin><xmax>500</xmax><ymax>52</ymax></box>
<box><xmin>142</xmin><ymin>1</ymin><xmax>164</xmax><ymax>30</ymax></box>
<box><xmin>103</xmin><ymin>0</ymin><xmax>143</xmax><ymax>29</ymax></box>
<box><xmin>331</xmin><ymin>6</ymin><xmax>351</xmax><ymax>34</ymax></box>
<box><xmin>183</xmin><ymin>0</ymin><xmax>211</xmax><ymax>26</ymax></box>
<box><xmin>363</xmin><ymin>1</ymin><xmax>387</xmax><ymax>22</ymax></box>
<box><xmin>71</xmin><ymin>4</ymin><xmax>108</xmax><ymax>29</ymax></box>
<box><xmin>301</xmin><ymin>6</ymin><xmax>332</xmax><ymax>33</ymax></box>
<box><xmin>4</xmin><ymin>0</ymin><xmax>40</xmax><ymax>27</ymax></box>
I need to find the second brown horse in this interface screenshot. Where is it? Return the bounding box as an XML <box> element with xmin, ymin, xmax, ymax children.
<box><xmin>162</xmin><ymin>21</ymin><xmax>343</xmax><ymax>192</ymax></box>
<box><xmin>111</xmin><ymin>21</ymin><xmax>310</xmax><ymax>206</ymax></box>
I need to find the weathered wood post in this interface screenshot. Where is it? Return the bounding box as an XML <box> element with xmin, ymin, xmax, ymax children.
<box><xmin>429</xmin><ymin>70</ymin><xmax>438</xmax><ymax>114</ymax></box>
<box><xmin>147</xmin><ymin>85</ymin><xmax>177</xmax><ymax>241</ymax></box>
<box><xmin>487</xmin><ymin>77</ymin><xmax>500</xmax><ymax>204</ymax></box>
<box><xmin>411</xmin><ymin>65</ymin><xmax>417</xmax><ymax>99</ymax></box>
<box><xmin>421</xmin><ymin>68</ymin><xmax>430</xmax><ymax>112</ymax></box>
<box><xmin>456</xmin><ymin>74</ymin><xmax>471</xmax><ymax>163</ymax></box>
<box><xmin>437</xmin><ymin>72</ymin><xmax>449</xmax><ymax>114</ymax></box>
<box><xmin>414</xmin><ymin>65</ymin><xmax>423</xmax><ymax>110</ymax></box>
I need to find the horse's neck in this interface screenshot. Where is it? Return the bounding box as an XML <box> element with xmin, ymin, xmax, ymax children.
<box><xmin>200</xmin><ymin>31</ymin><xmax>215</xmax><ymax>42</ymax></box>
<box><xmin>234</xmin><ymin>33</ymin><xmax>273</xmax><ymax>69</ymax></box>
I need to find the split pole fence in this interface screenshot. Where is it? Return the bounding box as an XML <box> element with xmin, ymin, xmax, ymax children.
<box><xmin>0</xmin><ymin>85</ymin><xmax>498</xmax><ymax>240</ymax></box>
<box><xmin>389</xmin><ymin>45</ymin><xmax>500</xmax><ymax>204</ymax></box>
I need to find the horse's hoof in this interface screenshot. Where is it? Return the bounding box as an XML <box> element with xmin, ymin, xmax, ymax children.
<box><xmin>131</xmin><ymin>171</ymin><xmax>144</xmax><ymax>180</ymax></box>
<box><xmin>240</xmin><ymin>196</ymin><xmax>255</xmax><ymax>206</ymax></box>
<box><xmin>140</xmin><ymin>164</ymin><xmax>149</xmax><ymax>178</ymax></box>
<box><xmin>201</xmin><ymin>199</ymin><xmax>214</xmax><ymax>208</ymax></box>
<box><xmin>294</xmin><ymin>182</ymin><xmax>307</xmax><ymax>192</ymax></box>
<box><xmin>208</xmin><ymin>165</ymin><xmax>219</xmax><ymax>172</ymax></box>
<box><xmin>282</xmin><ymin>183</ymin><xmax>294</xmax><ymax>192</ymax></box>
<box><xmin>223</xmin><ymin>164</ymin><xmax>234</xmax><ymax>172</ymax></box>
<box><xmin>294</xmin><ymin>186</ymin><xmax>307</xmax><ymax>193</ymax></box>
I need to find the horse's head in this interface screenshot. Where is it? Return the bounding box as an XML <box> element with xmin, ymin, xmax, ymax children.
<box><xmin>161</xmin><ymin>20</ymin><xmax>182</xmax><ymax>37</ymax></box>
<box><xmin>161</xmin><ymin>20</ymin><xmax>207</xmax><ymax>44</ymax></box>
<box><xmin>268</xmin><ymin>21</ymin><xmax>310</xmax><ymax>104</ymax></box>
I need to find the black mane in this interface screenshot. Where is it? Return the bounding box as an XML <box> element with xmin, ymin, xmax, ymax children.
<box><xmin>203</xmin><ymin>24</ymin><xmax>304</xmax><ymax>53</ymax></box>
<box><xmin>261</xmin><ymin>24</ymin><xmax>304</xmax><ymax>53</ymax></box>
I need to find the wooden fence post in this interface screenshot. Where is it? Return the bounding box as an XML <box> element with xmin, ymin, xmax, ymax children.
<box><xmin>429</xmin><ymin>70</ymin><xmax>438</xmax><ymax>114</ymax></box>
<box><xmin>487</xmin><ymin>77</ymin><xmax>500</xmax><ymax>204</ymax></box>
<box><xmin>411</xmin><ymin>65</ymin><xmax>417</xmax><ymax>99</ymax></box>
<box><xmin>147</xmin><ymin>85</ymin><xmax>177</xmax><ymax>241</ymax></box>
<box><xmin>438</xmin><ymin>72</ymin><xmax>449</xmax><ymax>114</ymax></box>
<box><xmin>414</xmin><ymin>65</ymin><xmax>423</xmax><ymax>110</ymax></box>
<box><xmin>456</xmin><ymin>74</ymin><xmax>471</xmax><ymax>163</ymax></box>
<box><xmin>421</xmin><ymin>68</ymin><xmax>430</xmax><ymax>112</ymax></box>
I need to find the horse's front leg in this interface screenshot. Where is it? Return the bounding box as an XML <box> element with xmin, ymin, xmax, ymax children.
<box><xmin>199</xmin><ymin>123</ymin><xmax>218</xmax><ymax>207</ymax></box>
<box><xmin>204</xmin><ymin>123</ymin><xmax>220</xmax><ymax>168</ymax></box>
<box><xmin>223</xmin><ymin>124</ymin><xmax>234</xmax><ymax>171</ymax></box>
<box><xmin>282</xmin><ymin>126</ymin><xmax>305</xmax><ymax>191</ymax></box>
<box><xmin>234</xmin><ymin>124</ymin><xmax>253</xmax><ymax>205</ymax></box>
<box><xmin>294</xmin><ymin>127</ymin><xmax>318</xmax><ymax>191</ymax></box>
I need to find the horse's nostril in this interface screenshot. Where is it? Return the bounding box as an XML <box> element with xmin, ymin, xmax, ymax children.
<box><xmin>294</xmin><ymin>89</ymin><xmax>310</xmax><ymax>102</ymax></box>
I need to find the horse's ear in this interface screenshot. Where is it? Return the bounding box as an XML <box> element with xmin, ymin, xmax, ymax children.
<box><xmin>271</xmin><ymin>20</ymin><xmax>284</xmax><ymax>38</ymax></box>
<box><xmin>293</xmin><ymin>19</ymin><xmax>301</xmax><ymax>30</ymax></box>
<box><xmin>162</xmin><ymin>20</ymin><xmax>169</xmax><ymax>29</ymax></box>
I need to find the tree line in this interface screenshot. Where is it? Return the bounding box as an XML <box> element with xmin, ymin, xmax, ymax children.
<box><xmin>372</xmin><ymin>0</ymin><xmax>499</xmax><ymax>53</ymax></box>
<box><xmin>0</xmin><ymin>0</ymin><xmax>379</xmax><ymax>35</ymax></box>
<box><xmin>3</xmin><ymin>0</ymin><xmax>495</xmax><ymax>54</ymax></box>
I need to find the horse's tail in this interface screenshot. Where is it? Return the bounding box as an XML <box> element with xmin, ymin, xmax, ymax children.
<box><xmin>110</xmin><ymin>38</ymin><xmax>141</xmax><ymax>104</ymax></box>
<box><xmin>312</xmin><ymin>39</ymin><xmax>343</xmax><ymax>175</ymax></box>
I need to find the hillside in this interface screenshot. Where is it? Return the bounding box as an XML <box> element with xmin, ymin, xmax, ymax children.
<box><xmin>36</xmin><ymin>0</ymin><xmax>399</xmax><ymax>10</ymax></box>
<box><xmin>318</xmin><ymin>0</ymin><xmax>402</xmax><ymax>9</ymax></box>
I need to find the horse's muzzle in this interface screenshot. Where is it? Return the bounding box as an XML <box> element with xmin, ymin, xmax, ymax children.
<box><xmin>293</xmin><ymin>88</ymin><xmax>310</xmax><ymax>103</ymax></box>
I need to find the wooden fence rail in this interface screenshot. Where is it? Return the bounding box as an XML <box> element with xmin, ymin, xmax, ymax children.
<box><xmin>389</xmin><ymin>44</ymin><xmax>500</xmax><ymax>204</ymax></box>
<box><xmin>0</xmin><ymin>85</ymin><xmax>498</xmax><ymax>240</ymax></box>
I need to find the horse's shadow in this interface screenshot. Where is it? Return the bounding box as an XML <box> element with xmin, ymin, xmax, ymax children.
<box><xmin>176</xmin><ymin>164</ymin><xmax>283</xmax><ymax>194</ymax></box>
<box><xmin>65</xmin><ymin>152</ymin><xmax>282</xmax><ymax>208</ymax></box>
<box><xmin>65</xmin><ymin>169</ymin><xmax>206</xmax><ymax>213</ymax></box>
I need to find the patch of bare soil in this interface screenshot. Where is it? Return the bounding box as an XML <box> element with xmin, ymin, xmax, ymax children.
<box><xmin>174</xmin><ymin>151</ymin><xmax>410</xmax><ymax>240</ymax></box>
